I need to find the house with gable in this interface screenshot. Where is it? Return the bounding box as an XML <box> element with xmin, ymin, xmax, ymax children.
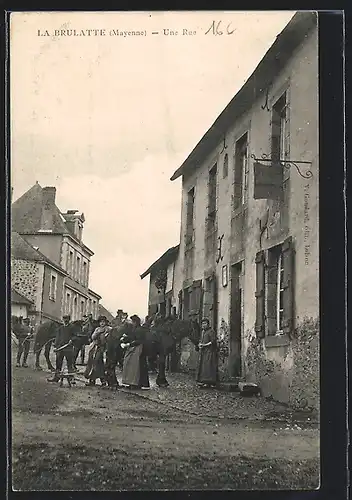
<box><xmin>11</xmin><ymin>182</ymin><xmax>101</xmax><ymax>323</ymax></box>
<box><xmin>140</xmin><ymin>245</ymin><xmax>180</xmax><ymax>318</ymax></box>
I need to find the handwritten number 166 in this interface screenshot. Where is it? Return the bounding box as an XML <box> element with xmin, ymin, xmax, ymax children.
<box><xmin>205</xmin><ymin>20</ymin><xmax>235</xmax><ymax>36</ymax></box>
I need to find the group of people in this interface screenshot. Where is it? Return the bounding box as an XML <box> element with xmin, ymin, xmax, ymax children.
<box><xmin>47</xmin><ymin>313</ymin><xmax>151</xmax><ymax>390</ymax></box>
<box><xmin>13</xmin><ymin>311</ymin><xmax>220</xmax><ymax>390</ymax></box>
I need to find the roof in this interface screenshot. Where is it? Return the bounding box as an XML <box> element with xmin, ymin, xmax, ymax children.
<box><xmin>140</xmin><ymin>245</ymin><xmax>180</xmax><ymax>279</ymax></box>
<box><xmin>12</xmin><ymin>183</ymin><xmax>68</xmax><ymax>234</ymax></box>
<box><xmin>88</xmin><ymin>288</ymin><xmax>102</xmax><ymax>300</ymax></box>
<box><xmin>98</xmin><ymin>304</ymin><xmax>115</xmax><ymax>322</ymax></box>
<box><xmin>11</xmin><ymin>183</ymin><xmax>94</xmax><ymax>255</ymax></box>
<box><xmin>11</xmin><ymin>289</ymin><xmax>34</xmax><ymax>305</ymax></box>
<box><xmin>170</xmin><ymin>11</ymin><xmax>317</xmax><ymax>181</ymax></box>
<box><xmin>11</xmin><ymin>232</ymin><xmax>68</xmax><ymax>275</ymax></box>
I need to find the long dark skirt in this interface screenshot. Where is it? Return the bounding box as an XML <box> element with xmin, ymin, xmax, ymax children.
<box><xmin>196</xmin><ymin>346</ymin><xmax>218</xmax><ymax>385</ymax></box>
<box><xmin>122</xmin><ymin>344</ymin><xmax>150</xmax><ymax>388</ymax></box>
<box><xmin>84</xmin><ymin>345</ymin><xmax>105</xmax><ymax>381</ymax></box>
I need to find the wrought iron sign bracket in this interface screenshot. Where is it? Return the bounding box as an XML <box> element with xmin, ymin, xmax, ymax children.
<box><xmin>250</xmin><ymin>153</ymin><xmax>313</xmax><ymax>179</ymax></box>
<box><xmin>261</xmin><ymin>87</ymin><xmax>270</xmax><ymax>111</ymax></box>
<box><xmin>219</xmin><ymin>136</ymin><xmax>228</xmax><ymax>155</ymax></box>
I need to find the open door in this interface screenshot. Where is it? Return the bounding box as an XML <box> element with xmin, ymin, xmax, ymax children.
<box><xmin>229</xmin><ymin>263</ymin><xmax>242</xmax><ymax>377</ymax></box>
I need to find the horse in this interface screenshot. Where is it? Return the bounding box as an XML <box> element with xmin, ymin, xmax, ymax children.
<box><xmin>33</xmin><ymin>320</ymin><xmax>86</xmax><ymax>371</ymax></box>
<box><xmin>105</xmin><ymin>317</ymin><xmax>200</xmax><ymax>387</ymax></box>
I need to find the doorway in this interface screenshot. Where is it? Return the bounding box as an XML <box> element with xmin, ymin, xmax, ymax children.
<box><xmin>229</xmin><ymin>262</ymin><xmax>242</xmax><ymax>377</ymax></box>
<box><xmin>203</xmin><ymin>275</ymin><xmax>218</xmax><ymax>332</ymax></box>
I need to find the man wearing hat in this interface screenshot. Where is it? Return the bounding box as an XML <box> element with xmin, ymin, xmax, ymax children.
<box><xmin>15</xmin><ymin>317</ymin><xmax>33</xmax><ymax>368</ymax></box>
<box><xmin>47</xmin><ymin>314</ymin><xmax>77</xmax><ymax>383</ymax></box>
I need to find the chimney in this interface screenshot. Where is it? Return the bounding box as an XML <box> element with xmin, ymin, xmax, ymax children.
<box><xmin>42</xmin><ymin>187</ymin><xmax>56</xmax><ymax>208</ymax></box>
<box><xmin>40</xmin><ymin>186</ymin><xmax>56</xmax><ymax>231</ymax></box>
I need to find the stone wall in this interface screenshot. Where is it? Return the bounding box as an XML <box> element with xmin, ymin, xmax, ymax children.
<box><xmin>11</xmin><ymin>259</ymin><xmax>40</xmax><ymax>306</ymax></box>
<box><xmin>246</xmin><ymin>317</ymin><xmax>319</xmax><ymax>410</ymax></box>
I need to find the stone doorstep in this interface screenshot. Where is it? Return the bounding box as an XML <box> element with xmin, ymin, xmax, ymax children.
<box><xmin>217</xmin><ymin>381</ymin><xmax>241</xmax><ymax>392</ymax></box>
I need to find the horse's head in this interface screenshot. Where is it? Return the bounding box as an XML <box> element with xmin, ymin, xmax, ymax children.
<box><xmin>70</xmin><ymin>320</ymin><xmax>83</xmax><ymax>334</ymax></box>
<box><xmin>164</xmin><ymin>318</ymin><xmax>200</xmax><ymax>348</ymax></box>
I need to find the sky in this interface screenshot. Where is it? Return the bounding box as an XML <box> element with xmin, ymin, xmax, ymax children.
<box><xmin>10</xmin><ymin>10</ymin><xmax>295</xmax><ymax>318</ymax></box>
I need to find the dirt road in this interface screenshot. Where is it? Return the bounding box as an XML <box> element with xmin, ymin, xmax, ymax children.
<box><xmin>11</xmin><ymin>354</ymin><xmax>319</xmax><ymax>491</ymax></box>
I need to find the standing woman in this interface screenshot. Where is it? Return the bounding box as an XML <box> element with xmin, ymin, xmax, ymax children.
<box><xmin>84</xmin><ymin>315</ymin><xmax>111</xmax><ymax>387</ymax></box>
<box><xmin>196</xmin><ymin>318</ymin><xmax>218</xmax><ymax>388</ymax></box>
<box><xmin>121</xmin><ymin>315</ymin><xmax>150</xmax><ymax>389</ymax></box>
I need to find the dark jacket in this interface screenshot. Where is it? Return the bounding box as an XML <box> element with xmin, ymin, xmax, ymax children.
<box><xmin>125</xmin><ymin>326</ymin><xmax>146</xmax><ymax>346</ymax></box>
<box><xmin>54</xmin><ymin>324</ymin><xmax>78</xmax><ymax>349</ymax></box>
<box><xmin>14</xmin><ymin>324</ymin><xmax>32</xmax><ymax>341</ymax></box>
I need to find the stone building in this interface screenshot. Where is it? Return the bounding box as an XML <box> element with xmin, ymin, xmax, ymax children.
<box><xmin>170</xmin><ymin>12</ymin><xmax>319</xmax><ymax>409</ymax></box>
<box><xmin>11</xmin><ymin>182</ymin><xmax>101</xmax><ymax>323</ymax></box>
<box><xmin>11</xmin><ymin>231</ymin><xmax>67</xmax><ymax>324</ymax></box>
<box><xmin>140</xmin><ymin>245</ymin><xmax>179</xmax><ymax>318</ymax></box>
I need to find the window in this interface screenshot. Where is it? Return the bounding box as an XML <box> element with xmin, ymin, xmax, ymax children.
<box><xmin>66</xmin><ymin>292</ymin><xmax>71</xmax><ymax>315</ymax></box>
<box><xmin>208</xmin><ymin>164</ymin><xmax>217</xmax><ymax>216</ymax></box>
<box><xmin>76</xmin><ymin>255</ymin><xmax>81</xmax><ymax>282</ymax></box>
<box><xmin>265</xmin><ymin>245</ymin><xmax>285</xmax><ymax>335</ymax></box>
<box><xmin>233</xmin><ymin>133</ymin><xmax>248</xmax><ymax>210</ymax></box>
<box><xmin>255</xmin><ymin>237</ymin><xmax>294</xmax><ymax>340</ymax></box>
<box><xmin>271</xmin><ymin>92</ymin><xmax>288</xmax><ymax>163</ymax></box>
<box><xmin>80</xmin><ymin>300</ymin><xmax>85</xmax><ymax>318</ymax></box>
<box><xmin>83</xmin><ymin>261</ymin><xmax>88</xmax><ymax>286</ymax></box>
<box><xmin>277</xmin><ymin>254</ymin><xmax>284</xmax><ymax>331</ymax></box>
<box><xmin>185</xmin><ymin>187</ymin><xmax>195</xmax><ymax>246</ymax></box>
<box><xmin>223</xmin><ymin>153</ymin><xmax>228</xmax><ymax>178</ymax></box>
<box><xmin>49</xmin><ymin>273</ymin><xmax>57</xmax><ymax>301</ymax></box>
<box><xmin>73</xmin><ymin>296</ymin><xmax>77</xmax><ymax>321</ymax></box>
<box><xmin>68</xmin><ymin>250</ymin><xmax>74</xmax><ymax>275</ymax></box>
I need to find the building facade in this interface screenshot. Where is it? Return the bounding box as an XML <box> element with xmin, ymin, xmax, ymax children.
<box><xmin>11</xmin><ymin>231</ymin><xmax>67</xmax><ymax>324</ymax></box>
<box><xmin>11</xmin><ymin>183</ymin><xmax>102</xmax><ymax>323</ymax></box>
<box><xmin>170</xmin><ymin>12</ymin><xmax>319</xmax><ymax>409</ymax></box>
<box><xmin>140</xmin><ymin>245</ymin><xmax>179</xmax><ymax>318</ymax></box>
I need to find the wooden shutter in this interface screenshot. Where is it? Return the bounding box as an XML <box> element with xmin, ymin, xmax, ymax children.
<box><xmin>178</xmin><ymin>290</ymin><xmax>183</xmax><ymax>319</ymax></box>
<box><xmin>271</xmin><ymin>108</ymin><xmax>281</xmax><ymax>163</ymax></box>
<box><xmin>255</xmin><ymin>250</ymin><xmax>265</xmax><ymax>338</ymax></box>
<box><xmin>233</xmin><ymin>150</ymin><xmax>242</xmax><ymax>210</ymax></box>
<box><xmin>282</xmin><ymin>236</ymin><xmax>294</xmax><ymax>336</ymax></box>
<box><xmin>190</xmin><ymin>280</ymin><xmax>202</xmax><ymax>316</ymax></box>
<box><xmin>253</xmin><ymin>162</ymin><xmax>283</xmax><ymax>200</ymax></box>
<box><xmin>284</xmin><ymin>89</ymin><xmax>291</xmax><ymax>162</ymax></box>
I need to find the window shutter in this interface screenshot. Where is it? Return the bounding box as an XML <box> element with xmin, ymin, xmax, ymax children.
<box><xmin>253</xmin><ymin>162</ymin><xmax>283</xmax><ymax>200</ymax></box>
<box><xmin>271</xmin><ymin>110</ymin><xmax>281</xmax><ymax>162</ymax></box>
<box><xmin>190</xmin><ymin>280</ymin><xmax>202</xmax><ymax>316</ymax></box>
<box><xmin>255</xmin><ymin>250</ymin><xmax>265</xmax><ymax>338</ymax></box>
<box><xmin>233</xmin><ymin>154</ymin><xmax>242</xmax><ymax>210</ymax></box>
<box><xmin>284</xmin><ymin>89</ymin><xmax>291</xmax><ymax>161</ymax></box>
<box><xmin>282</xmin><ymin>236</ymin><xmax>294</xmax><ymax>336</ymax></box>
